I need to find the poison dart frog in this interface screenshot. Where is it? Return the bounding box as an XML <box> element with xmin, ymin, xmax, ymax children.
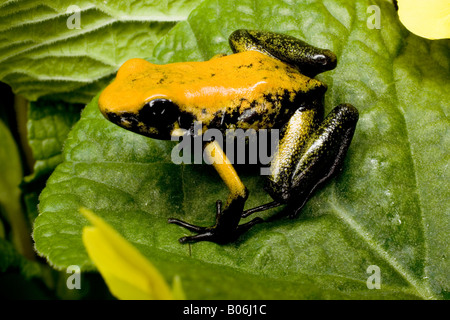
<box><xmin>98</xmin><ymin>29</ymin><xmax>359</xmax><ymax>244</ymax></box>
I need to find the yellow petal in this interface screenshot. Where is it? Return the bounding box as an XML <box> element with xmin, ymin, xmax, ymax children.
<box><xmin>171</xmin><ymin>275</ymin><xmax>187</xmax><ymax>300</ymax></box>
<box><xmin>80</xmin><ymin>207</ymin><xmax>175</xmax><ymax>300</ymax></box>
<box><xmin>397</xmin><ymin>0</ymin><xmax>450</xmax><ymax>39</ymax></box>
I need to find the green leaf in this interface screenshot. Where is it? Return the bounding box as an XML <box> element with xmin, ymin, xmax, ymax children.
<box><xmin>26</xmin><ymin>99</ymin><xmax>82</xmax><ymax>182</ymax></box>
<box><xmin>0</xmin><ymin>119</ymin><xmax>22</xmax><ymax>212</ymax></box>
<box><xmin>0</xmin><ymin>237</ymin><xmax>40</xmax><ymax>278</ymax></box>
<box><xmin>0</xmin><ymin>218</ymin><xmax>4</xmax><ymax>238</ymax></box>
<box><xmin>22</xmin><ymin>99</ymin><xmax>82</xmax><ymax>225</ymax></box>
<box><xmin>0</xmin><ymin>237</ymin><xmax>55</xmax><ymax>299</ymax></box>
<box><xmin>34</xmin><ymin>0</ymin><xmax>449</xmax><ymax>299</ymax></box>
<box><xmin>0</xmin><ymin>119</ymin><xmax>34</xmax><ymax>259</ymax></box>
<box><xmin>0</xmin><ymin>0</ymin><xmax>204</xmax><ymax>103</ymax></box>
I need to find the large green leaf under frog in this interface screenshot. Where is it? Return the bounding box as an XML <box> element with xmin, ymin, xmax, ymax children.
<box><xmin>33</xmin><ymin>0</ymin><xmax>449</xmax><ymax>299</ymax></box>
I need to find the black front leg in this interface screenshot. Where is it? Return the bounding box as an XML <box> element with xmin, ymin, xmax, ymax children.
<box><xmin>168</xmin><ymin>140</ymin><xmax>263</xmax><ymax>244</ymax></box>
<box><xmin>169</xmin><ymin>194</ymin><xmax>263</xmax><ymax>244</ymax></box>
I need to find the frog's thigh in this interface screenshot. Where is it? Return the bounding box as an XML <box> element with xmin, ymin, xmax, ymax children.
<box><xmin>266</xmin><ymin>104</ymin><xmax>359</xmax><ymax>211</ymax></box>
<box><xmin>268</xmin><ymin>107</ymin><xmax>320</xmax><ymax>187</ymax></box>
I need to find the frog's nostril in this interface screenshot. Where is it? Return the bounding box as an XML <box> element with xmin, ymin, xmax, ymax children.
<box><xmin>313</xmin><ymin>50</ymin><xmax>337</xmax><ymax>69</ymax></box>
<box><xmin>314</xmin><ymin>54</ymin><xmax>328</xmax><ymax>65</ymax></box>
<box><xmin>323</xmin><ymin>50</ymin><xmax>337</xmax><ymax>69</ymax></box>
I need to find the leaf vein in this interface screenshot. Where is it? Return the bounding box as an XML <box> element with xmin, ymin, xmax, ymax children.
<box><xmin>328</xmin><ymin>198</ymin><xmax>435</xmax><ymax>299</ymax></box>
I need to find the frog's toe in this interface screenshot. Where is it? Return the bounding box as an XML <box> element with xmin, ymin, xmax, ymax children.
<box><xmin>170</xmin><ymin>217</ymin><xmax>264</xmax><ymax>244</ymax></box>
<box><xmin>167</xmin><ymin>218</ymin><xmax>209</xmax><ymax>233</ymax></box>
<box><xmin>236</xmin><ymin>217</ymin><xmax>264</xmax><ymax>234</ymax></box>
<box><xmin>177</xmin><ymin>232</ymin><xmax>216</xmax><ymax>244</ymax></box>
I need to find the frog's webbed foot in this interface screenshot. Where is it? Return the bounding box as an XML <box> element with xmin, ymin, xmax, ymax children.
<box><xmin>168</xmin><ymin>200</ymin><xmax>263</xmax><ymax>244</ymax></box>
<box><xmin>168</xmin><ymin>218</ymin><xmax>263</xmax><ymax>244</ymax></box>
<box><xmin>167</xmin><ymin>201</ymin><xmax>222</xmax><ymax>234</ymax></box>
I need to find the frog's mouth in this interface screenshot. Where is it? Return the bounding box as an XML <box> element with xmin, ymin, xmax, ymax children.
<box><xmin>103</xmin><ymin>110</ymin><xmax>174</xmax><ymax>140</ymax></box>
<box><xmin>102</xmin><ymin>98</ymin><xmax>184</xmax><ymax>140</ymax></box>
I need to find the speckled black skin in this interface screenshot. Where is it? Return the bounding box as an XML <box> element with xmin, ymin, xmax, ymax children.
<box><xmin>265</xmin><ymin>103</ymin><xmax>358</xmax><ymax>217</ymax></box>
<box><xmin>229</xmin><ymin>29</ymin><xmax>337</xmax><ymax>77</ymax></box>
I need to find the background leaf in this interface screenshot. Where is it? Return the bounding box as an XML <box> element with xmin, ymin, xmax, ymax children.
<box><xmin>0</xmin><ymin>237</ymin><xmax>50</xmax><ymax>299</ymax></box>
<box><xmin>26</xmin><ymin>99</ymin><xmax>82</xmax><ymax>182</ymax></box>
<box><xmin>33</xmin><ymin>0</ymin><xmax>449</xmax><ymax>299</ymax></box>
<box><xmin>0</xmin><ymin>0</ymin><xmax>204</xmax><ymax>103</ymax></box>
<box><xmin>0</xmin><ymin>118</ymin><xmax>35</xmax><ymax>259</ymax></box>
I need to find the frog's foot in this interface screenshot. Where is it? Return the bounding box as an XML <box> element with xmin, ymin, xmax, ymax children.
<box><xmin>168</xmin><ymin>218</ymin><xmax>263</xmax><ymax>244</ymax></box>
<box><xmin>168</xmin><ymin>200</ymin><xmax>263</xmax><ymax>244</ymax></box>
<box><xmin>241</xmin><ymin>201</ymin><xmax>282</xmax><ymax>218</ymax></box>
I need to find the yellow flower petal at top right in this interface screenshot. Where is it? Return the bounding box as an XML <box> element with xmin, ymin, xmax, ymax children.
<box><xmin>397</xmin><ymin>0</ymin><xmax>450</xmax><ymax>39</ymax></box>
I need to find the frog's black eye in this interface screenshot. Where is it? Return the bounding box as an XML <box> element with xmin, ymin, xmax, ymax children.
<box><xmin>139</xmin><ymin>98</ymin><xmax>178</xmax><ymax>128</ymax></box>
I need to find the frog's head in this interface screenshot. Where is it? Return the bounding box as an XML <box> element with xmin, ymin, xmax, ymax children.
<box><xmin>101</xmin><ymin>97</ymin><xmax>181</xmax><ymax>140</ymax></box>
<box><xmin>98</xmin><ymin>58</ymin><xmax>182</xmax><ymax>140</ymax></box>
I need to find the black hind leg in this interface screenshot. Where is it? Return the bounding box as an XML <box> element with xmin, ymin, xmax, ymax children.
<box><xmin>264</xmin><ymin>103</ymin><xmax>359</xmax><ymax>217</ymax></box>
